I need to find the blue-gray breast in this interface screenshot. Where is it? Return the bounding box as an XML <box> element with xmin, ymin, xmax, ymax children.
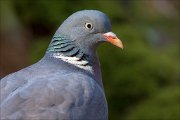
<box><xmin>0</xmin><ymin>10</ymin><xmax>123</xmax><ymax>120</ymax></box>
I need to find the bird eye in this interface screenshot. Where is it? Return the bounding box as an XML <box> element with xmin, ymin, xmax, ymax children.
<box><xmin>85</xmin><ymin>23</ymin><xmax>93</xmax><ymax>30</ymax></box>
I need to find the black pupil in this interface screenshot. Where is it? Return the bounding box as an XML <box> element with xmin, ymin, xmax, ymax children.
<box><xmin>87</xmin><ymin>24</ymin><xmax>91</xmax><ymax>28</ymax></box>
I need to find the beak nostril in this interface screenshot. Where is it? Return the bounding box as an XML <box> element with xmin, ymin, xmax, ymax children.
<box><xmin>109</xmin><ymin>36</ymin><xmax>116</xmax><ymax>39</ymax></box>
<box><xmin>103</xmin><ymin>32</ymin><xmax>117</xmax><ymax>37</ymax></box>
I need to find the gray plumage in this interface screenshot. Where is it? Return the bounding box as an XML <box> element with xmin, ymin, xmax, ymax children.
<box><xmin>1</xmin><ymin>10</ymin><xmax>123</xmax><ymax>120</ymax></box>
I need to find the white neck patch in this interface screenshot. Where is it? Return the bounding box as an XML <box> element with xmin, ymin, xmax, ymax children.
<box><xmin>53</xmin><ymin>53</ymin><xmax>93</xmax><ymax>72</ymax></box>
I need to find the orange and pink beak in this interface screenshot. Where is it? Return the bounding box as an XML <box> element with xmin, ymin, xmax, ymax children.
<box><xmin>103</xmin><ymin>32</ymin><xmax>123</xmax><ymax>49</ymax></box>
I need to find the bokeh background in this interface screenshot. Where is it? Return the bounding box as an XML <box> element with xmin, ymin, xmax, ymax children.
<box><xmin>0</xmin><ymin>0</ymin><xmax>179</xmax><ymax>120</ymax></box>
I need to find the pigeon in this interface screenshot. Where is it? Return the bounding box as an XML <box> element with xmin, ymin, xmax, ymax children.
<box><xmin>0</xmin><ymin>10</ymin><xmax>123</xmax><ymax>120</ymax></box>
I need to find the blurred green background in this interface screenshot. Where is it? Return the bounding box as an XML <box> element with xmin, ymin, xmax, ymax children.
<box><xmin>0</xmin><ymin>0</ymin><xmax>179</xmax><ymax>120</ymax></box>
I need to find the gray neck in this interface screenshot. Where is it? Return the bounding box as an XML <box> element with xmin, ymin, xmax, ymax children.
<box><xmin>46</xmin><ymin>34</ymin><xmax>103</xmax><ymax>87</ymax></box>
<box><xmin>47</xmin><ymin>34</ymin><xmax>92</xmax><ymax>70</ymax></box>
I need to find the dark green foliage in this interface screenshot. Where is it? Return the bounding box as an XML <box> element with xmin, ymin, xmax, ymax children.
<box><xmin>1</xmin><ymin>0</ymin><xmax>179</xmax><ymax>120</ymax></box>
<box><xmin>126</xmin><ymin>86</ymin><xmax>180</xmax><ymax>120</ymax></box>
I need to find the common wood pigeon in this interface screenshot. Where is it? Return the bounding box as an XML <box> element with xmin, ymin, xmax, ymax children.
<box><xmin>0</xmin><ymin>10</ymin><xmax>123</xmax><ymax>120</ymax></box>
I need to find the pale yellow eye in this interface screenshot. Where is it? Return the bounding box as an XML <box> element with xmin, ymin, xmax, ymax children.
<box><xmin>85</xmin><ymin>23</ymin><xmax>93</xmax><ymax>30</ymax></box>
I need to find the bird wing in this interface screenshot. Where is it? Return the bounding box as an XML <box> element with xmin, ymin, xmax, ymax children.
<box><xmin>0</xmin><ymin>71</ymin><xmax>98</xmax><ymax>120</ymax></box>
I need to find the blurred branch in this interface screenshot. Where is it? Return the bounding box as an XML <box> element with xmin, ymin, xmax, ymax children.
<box><xmin>0</xmin><ymin>0</ymin><xmax>30</xmax><ymax>78</ymax></box>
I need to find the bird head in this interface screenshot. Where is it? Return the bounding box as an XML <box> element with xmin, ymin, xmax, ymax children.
<box><xmin>55</xmin><ymin>10</ymin><xmax>123</xmax><ymax>55</ymax></box>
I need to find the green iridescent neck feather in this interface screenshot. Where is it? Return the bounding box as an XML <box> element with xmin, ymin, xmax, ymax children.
<box><xmin>47</xmin><ymin>35</ymin><xmax>91</xmax><ymax>68</ymax></box>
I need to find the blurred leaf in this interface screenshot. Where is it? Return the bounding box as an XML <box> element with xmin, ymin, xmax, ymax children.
<box><xmin>126</xmin><ymin>86</ymin><xmax>180</xmax><ymax>120</ymax></box>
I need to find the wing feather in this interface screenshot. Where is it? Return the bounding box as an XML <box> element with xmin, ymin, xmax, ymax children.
<box><xmin>0</xmin><ymin>72</ymin><xmax>99</xmax><ymax>120</ymax></box>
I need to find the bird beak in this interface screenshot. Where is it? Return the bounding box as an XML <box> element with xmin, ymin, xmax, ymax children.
<box><xmin>103</xmin><ymin>32</ymin><xmax>123</xmax><ymax>49</ymax></box>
